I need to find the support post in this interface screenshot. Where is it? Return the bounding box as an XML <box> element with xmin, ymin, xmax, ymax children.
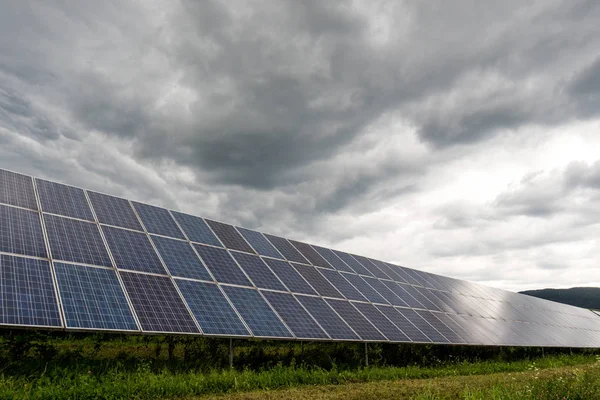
<box><xmin>229</xmin><ymin>339</ymin><xmax>233</xmax><ymax>369</ymax></box>
<box><xmin>541</xmin><ymin>347</ymin><xmax>544</xmax><ymax>358</ymax></box>
<box><xmin>301</xmin><ymin>341</ymin><xmax>304</xmax><ymax>360</ymax></box>
<box><xmin>365</xmin><ymin>342</ymin><xmax>369</xmax><ymax>367</ymax></box>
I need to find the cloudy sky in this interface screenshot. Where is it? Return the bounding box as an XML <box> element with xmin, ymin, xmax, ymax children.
<box><xmin>1</xmin><ymin>1</ymin><xmax>599</xmax><ymax>292</ymax></box>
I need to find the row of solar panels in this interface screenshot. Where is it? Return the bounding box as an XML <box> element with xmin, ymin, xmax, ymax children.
<box><xmin>1</xmin><ymin>168</ymin><xmax>600</xmax><ymax>347</ymax></box>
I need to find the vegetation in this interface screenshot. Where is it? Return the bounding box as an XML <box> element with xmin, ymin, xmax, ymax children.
<box><xmin>0</xmin><ymin>330</ymin><xmax>599</xmax><ymax>399</ymax></box>
<box><xmin>520</xmin><ymin>287</ymin><xmax>600</xmax><ymax>310</ymax></box>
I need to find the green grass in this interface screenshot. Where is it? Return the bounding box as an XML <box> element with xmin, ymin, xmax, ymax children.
<box><xmin>1</xmin><ymin>354</ymin><xmax>597</xmax><ymax>399</ymax></box>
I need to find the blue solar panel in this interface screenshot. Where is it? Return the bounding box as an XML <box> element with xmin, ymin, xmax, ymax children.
<box><xmin>295</xmin><ymin>295</ymin><xmax>359</xmax><ymax>340</ymax></box>
<box><xmin>292</xmin><ymin>264</ymin><xmax>343</xmax><ymax>298</ymax></box>
<box><xmin>434</xmin><ymin>312</ymin><xmax>480</xmax><ymax>344</ymax></box>
<box><xmin>44</xmin><ymin>214</ymin><xmax>111</xmax><ymax>266</ymax></box>
<box><xmin>398</xmin><ymin>308</ymin><xmax>449</xmax><ymax>343</ymax></box>
<box><xmin>331</xmin><ymin>250</ymin><xmax>373</xmax><ymax>276</ymax></box>
<box><xmin>387</xmin><ymin>263</ymin><xmax>421</xmax><ymax>285</ymax></box>
<box><xmin>205</xmin><ymin>220</ymin><xmax>255</xmax><ymax>253</ymax></box>
<box><xmin>362</xmin><ymin>277</ymin><xmax>408</xmax><ymax>307</ymax></box>
<box><xmin>287</xmin><ymin>239</ymin><xmax>331</xmax><ymax>268</ymax></box>
<box><xmin>175</xmin><ymin>279</ymin><xmax>250</xmax><ymax>336</ymax></box>
<box><xmin>263</xmin><ymin>258</ymin><xmax>317</xmax><ymax>295</ymax></box>
<box><xmin>230</xmin><ymin>252</ymin><xmax>286</xmax><ymax>291</ymax></box>
<box><xmin>416</xmin><ymin>310</ymin><xmax>463</xmax><ymax>343</ymax></box>
<box><xmin>171</xmin><ymin>211</ymin><xmax>222</xmax><ymax>246</ymax></box>
<box><xmin>312</xmin><ymin>245</ymin><xmax>354</xmax><ymax>273</ymax></box>
<box><xmin>119</xmin><ymin>271</ymin><xmax>199</xmax><ymax>333</ymax></box>
<box><xmin>325</xmin><ymin>299</ymin><xmax>386</xmax><ymax>341</ymax></box>
<box><xmin>352</xmin><ymin>255</ymin><xmax>391</xmax><ymax>280</ymax></box>
<box><xmin>0</xmin><ymin>205</ymin><xmax>47</xmax><ymax>258</ymax></box>
<box><xmin>194</xmin><ymin>244</ymin><xmax>252</xmax><ymax>286</ymax></box>
<box><xmin>87</xmin><ymin>191</ymin><xmax>143</xmax><ymax>231</ymax></box>
<box><xmin>237</xmin><ymin>227</ymin><xmax>283</xmax><ymax>259</ymax></box>
<box><xmin>0</xmin><ymin>255</ymin><xmax>61</xmax><ymax>327</ymax></box>
<box><xmin>262</xmin><ymin>291</ymin><xmax>328</xmax><ymax>339</ymax></box>
<box><xmin>36</xmin><ymin>179</ymin><xmax>94</xmax><ymax>221</ymax></box>
<box><xmin>342</xmin><ymin>273</ymin><xmax>388</xmax><ymax>304</ymax></box>
<box><xmin>221</xmin><ymin>286</ymin><xmax>293</xmax><ymax>338</ymax></box>
<box><xmin>418</xmin><ymin>287</ymin><xmax>455</xmax><ymax>313</ymax></box>
<box><xmin>0</xmin><ymin>169</ymin><xmax>37</xmax><ymax>210</ymax></box>
<box><xmin>132</xmin><ymin>202</ymin><xmax>184</xmax><ymax>239</ymax></box>
<box><xmin>319</xmin><ymin>269</ymin><xmax>368</xmax><ymax>301</ymax></box>
<box><xmin>151</xmin><ymin>236</ymin><xmax>212</xmax><ymax>281</ymax></box>
<box><xmin>102</xmin><ymin>226</ymin><xmax>166</xmax><ymax>274</ymax></box>
<box><xmin>401</xmin><ymin>284</ymin><xmax>441</xmax><ymax>311</ymax></box>
<box><xmin>368</xmin><ymin>258</ymin><xmax>407</xmax><ymax>283</ymax></box>
<box><xmin>263</xmin><ymin>234</ymin><xmax>309</xmax><ymax>264</ymax></box>
<box><xmin>376</xmin><ymin>306</ymin><xmax>432</xmax><ymax>343</ymax></box>
<box><xmin>352</xmin><ymin>302</ymin><xmax>410</xmax><ymax>342</ymax></box>
<box><xmin>381</xmin><ymin>280</ymin><xmax>425</xmax><ymax>309</ymax></box>
<box><xmin>54</xmin><ymin>263</ymin><xmax>138</xmax><ymax>331</ymax></box>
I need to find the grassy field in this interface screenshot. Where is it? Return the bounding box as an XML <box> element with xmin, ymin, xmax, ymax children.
<box><xmin>0</xmin><ymin>332</ymin><xmax>598</xmax><ymax>399</ymax></box>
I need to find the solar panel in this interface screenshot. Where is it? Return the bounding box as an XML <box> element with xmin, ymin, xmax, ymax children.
<box><xmin>194</xmin><ymin>245</ymin><xmax>252</xmax><ymax>286</ymax></box>
<box><xmin>416</xmin><ymin>310</ymin><xmax>464</xmax><ymax>343</ymax></box>
<box><xmin>0</xmin><ymin>205</ymin><xmax>47</xmax><ymax>258</ymax></box>
<box><xmin>236</xmin><ymin>227</ymin><xmax>283</xmax><ymax>259</ymax></box>
<box><xmin>331</xmin><ymin>250</ymin><xmax>373</xmax><ymax>276</ymax></box>
<box><xmin>369</xmin><ymin>258</ymin><xmax>408</xmax><ymax>283</ymax></box>
<box><xmin>326</xmin><ymin>299</ymin><xmax>386</xmax><ymax>341</ymax></box>
<box><xmin>132</xmin><ymin>202</ymin><xmax>184</xmax><ymax>239</ymax></box>
<box><xmin>262</xmin><ymin>291</ymin><xmax>329</xmax><ymax>339</ymax></box>
<box><xmin>381</xmin><ymin>281</ymin><xmax>425</xmax><ymax>309</ymax></box>
<box><xmin>434</xmin><ymin>312</ymin><xmax>480</xmax><ymax>344</ymax></box>
<box><xmin>311</xmin><ymin>245</ymin><xmax>355</xmax><ymax>273</ymax></box>
<box><xmin>119</xmin><ymin>271</ymin><xmax>198</xmax><ymax>333</ymax></box>
<box><xmin>0</xmin><ymin>255</ymin><xmax>61</xmax><ymax>327</ymax></box>
<box><xmin>54</xmin><ymin>263</ymin><xmax>138</xmax><ymax>331</ymax></box>
<box><xmin>388</xmin><ymin>264</ymin><xmax>421</xmax><ymax>286</ymax></box>
<box><xmin>175</xmin><ymin>280</ymin><xmax>250</xmax><ymax>336</ymax></box>
<box><xmin>398</xmin><ymin>308</ymin><xmax>449</xmax><ymax>343</ymax></box>
<box><xmin>287</xmin><ymin>239</ymin><xmax>331</xmax><ymax>268</ymax></box>
<box><xmin>263</xmin><ymin>258</ymin><xmax>317</xmax><ymax>295</ymax></box>
<box><xmin>362</xmin><ymin>277</ymin><xmax>409</xmax><ymax>307</ymax></box>
<box><xmin>291</xmin><ymin>263</ymin><xmax>343</xmax><ymax>298</ymax></box>
<box><xmin>151</xmin><ymin>236</ymin><xmax>212</xmax><ymax>281</ymax></box>
<box><xmin>342</xmin><ymin>273</ymin><xmax>388</xmax><ymax>304</ymax></box>
<box><xmin>230</xmin><ymin>252</ymin><xmax>287</xmax><ymax>291</ymax></box>
<box><xmin>295</xmin><ymin>295</ymin><xmax>360</xmax><ymax>340</ymax></box>
<box><xmin>352</xmin><ymin>255</ymin><xmax>391</xmax><ymax>280</ymax></box>
<box><xmin>87</xmin><ymin>191</ymin><xmax>143</xmax><ymax>231</ymax></box>
<box><xmin>221</xmin><ymin>286</ymin><xmax>293</xmax><ymax>338</ymax></box>
<box><xmin>102</xmin><ymin>226</ymin><xmax>166</xmax><ymax>274</ymax></box>
<box><xmin>318</xmin><ymin>269</ymin><xmax>368</xmax><ymax>301</ymax></box>
<box><xmin>352</xmin><ymin>303</ymin><xmax>410</xmax><ymax>342</ymax></box>
<box><xmin>263</xmin><ymin>234</ymin><xmax>309</xmax><ymax>264</ymax></box>
<box><xmin>170</xmin><ymin>211</ymin><xmax>222</xmax><ymax>246</ymax></box>
<box><xmin>205</xmin><ymin>220</ymin><xmax>255</xmax><ymax>253</ymax></box>
<box><xmin>375</xmin><ymin>305</ymin><xmax>432</xmax><ymax>343</ymax></box>
<box><xmin>401</xmin><ymin>284</ymin><xmax>441</xmax><ymax>311</ymax></box>
<box><xmin>36</xmin><ymin>179</ymin><xmax>94</xmax><ymax>221</ymax></box>
<box><xmin>44</xmin><ymin>214</ymin><xmax>111</xmax><ymax>266</ymax></box>
<box><xmin>0</xmin><ymin>169</ymin><xmax>38</xmax><ymax>210</ymax></box>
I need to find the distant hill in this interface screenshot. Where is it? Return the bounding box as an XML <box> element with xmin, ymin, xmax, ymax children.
<box><xmin>519</xmin><ymin>287</ymin><xmax>600</xmax><ymax>310</ymax></box>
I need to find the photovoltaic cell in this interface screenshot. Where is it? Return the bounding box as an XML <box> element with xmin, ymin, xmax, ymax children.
<box><xmin>398</xmin><ymin>308</ymin><xmax>449</xmax><ymax>343</ymax></box>
<box><xmin>401</xmin><ymin>284</ymin><xmax>441</xmax><ymax>311</ymax></box>
<box><xmin>326</xmin><ymin>299</ymin><xmax>386</xmax><ymax>341</ymax></box>
<box><xmin>342</xmin><ymin>273</ymin><xmax>388</xmax><ymax>304</ymax></box>
<box><xmin>87</xmin><ymin>191</ymin><xmax>143</xmax><ymax>231</ymax></box>
<box><xmin>264</xmin><ymin>258</ymin><xmax>317</xmax><ymax>295</ymax></box>
<box><xmin>54</xmin><ymin>263</ymin><xmax>138</xmax><ymax>331</ymax></box>
<box><xmin>132</xmin><ymin>202</ymin><xmax>184</xmax><ymax>239</ymax></box>
<box><xmin>369</xmin><ymin>259</ymin><xmax>407</xmax><ymax>283</ymax></box>
<box><xmin>205</xmin><ymin>220</ymin><xmax>254</xmax><ymax>253</ymax></box>
<box><xmin>376</xmin><ymin>306</ymin><xmax>432</xmax><ymax>343</ymax></box>
<box><xmin>362</xmin><ymin>277</ymin><xmax>408</xmax><ymax>307</ymax></box>
<box><xmin>0</xmin><ymin>169</ymin><xmax>37</xmax><ymax>210</ymax></box>
<box><xmin>102</xmin><ymin>226</ymin><xmax>166</xmax><ymax>274</ymax></box>
<box><xmin>292</xmin><ymin>264</ymin><xmax>343</xmax><ymax>298</ymax></box>
<box><xmin>288</xmin><ymin>239</ymin><xmax>331</xmax><ymax>268</ymax></box>
<box><xmin>381</xmin><ymin>281</ymin><xmax>425</xmax><ymax>309</ymax></box>
<box><xmin>387</xmin><ymin>264</ymin><xmax>421</xmax><ymax>286</ymax></box>
<box><xmin>0</xmin><ymin>205</ymin><xmax>47</xmax><ymax>258</ymax></box>
<box><xmin>0</xmin><ymin>255</ymin><xmax>61</xmax><ymax>327</ymax></box>
<box><xmin>175</xmin><ymin>280</ymin><xmax>250</xmax><ymax>336</ymax></box>
<box><xmin>319</xmin><ymin>269</ymin><xmax>368</xmax><ymax>301</ymax></box>
<box><xmin>352</xmin><ymin>255</ymin><xmax>391</xmax><ymax>280</ymax></box>
<box><xmin>262</xmin><ymin>291</ymin><xmax>328</xmax><ymax>339</ymax></box>
<box><xmin>119</xmin><ymin>271</ymin><xmax>198</xmax><ymax>333</ymax></box>
<box><xmin>170</xmin><ymin>211</ymin><xmax>222</xmax><ymax>246</ymax></box>
<box><xmin>331</xmin><ymin>250</ymin><xmax>373</xmax><ymax>276</ymax></box>
<box><xmin>416</xmin><ymin>311</ymin><xmax>464</xmax><ymax>343</ymax></box>
<box><xmin>353</xmin><ymin>303</ymin><xmax>410</xmax><ymax>342</ymax></box>
<box><xmin>194</xmin><ymin>244</ymin><xmax>252</xmax><ymax>286</ymax></box>
<box><xmin>230</xmin><ymin>252</ymin><xmax>286</xmax><ymax>291</ymax></box>
<box><xmin>44</xmin><ymin>214</ymin><xmax>111</xmax><ymax>266</ymax></box>
<box><xmin>236</xmin><ymin>227</ymin><xmax>283</xmax><ymax>259</ymax></box>
<box><xmin>151</xmin><ymin>236</ymin><xmax>212</xmax><ymax>281</ymax></box>
<box><xmin>296</xmin><ymin>295</ymin><xmax>359</xmax><ymax>340</ymax></box>
<box><xmin>312</xmin><ymin>245</ymin><xmax>354</xmax><ymax>273</ymax></box>
<box><xmin>434</xmin><ymin>312</ymin><xmax>480</xmax><ymax>344</ymax></box>
<box><xmin>418</xmin><ymin>287</ymin><xmax>455</xmax><ymax>313</ymax></box>
<box><xmin>263</xmin><ymin>234</ymin><xmax>309</xmax><ymax>264</ymax></box>
<box><xmin>221</xmin><ymin>286</ymin><xmax>293</xmax><ymax>338</ymax></box>
<box><xmin>36</xmin><ymin>179</ymin><xmax>94</xmax><ymax>221</ymax></box>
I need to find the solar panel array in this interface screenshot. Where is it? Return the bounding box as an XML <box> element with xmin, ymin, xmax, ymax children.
<box><xmin>1</xmin><ymin>168</ymin><xmax>600</xmax><ymax>348</ymax></box>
